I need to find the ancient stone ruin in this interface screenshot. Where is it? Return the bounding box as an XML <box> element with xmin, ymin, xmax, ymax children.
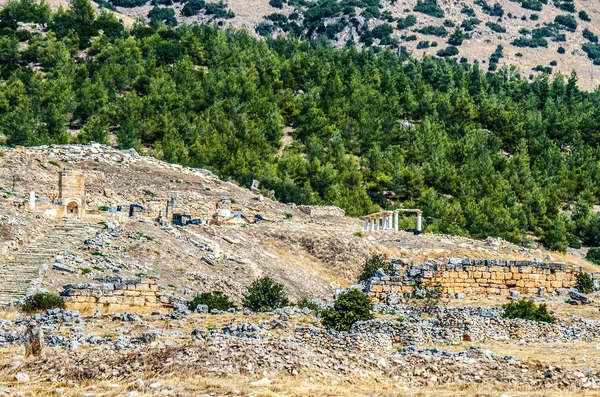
<box><xmin>366</xmin><ymin>258</ymin><xmax>581</xmax><ymax>302</ymax></box>
<box><xmin>362</xmin><ymin>209</ymin><xmax>422</xmax><ymax>233</ymax></box>
<box><xmin>60</xmin><ymin>276</ymin><xmax>174</xmax><ymax>310</ymax></box>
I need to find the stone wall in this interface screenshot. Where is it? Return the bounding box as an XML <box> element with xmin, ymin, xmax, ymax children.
<box><xmin>61</xmin><ymin>276</ymin><xmax>174</xmax><ymax>310</ymax></box>
<box><xmin>368</xmin><ymin>258</ymin><xmax>581</xmax><ymax>302</ymax></box>
<box><xmin>297</xmin><ymin>205</ymin><xmax>345</xmax><ymax>217</ymax></box>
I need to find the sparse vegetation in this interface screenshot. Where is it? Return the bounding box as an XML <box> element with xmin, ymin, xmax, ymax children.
<box><xmin>575</xmin><ymin>272</ymin><xmax>594</xmax><ymax>293</ymax></box>
<box><xmin>408</xmin><ymin>281</ymin><xmax>443</xmax><ymax>313</ymax></box>
<box><xmin>586</xmin><ymin>247</ymin><xmax>600</xmax><ymax>265</ymax></box>
<box><xmin>358</xmin><ymin>253</ymin><xmax>392</xmax><ymax>281</ymax></box>
<box><xmin>486</xmin><ymin>21</ymin><xmax>506</xmax><ymax>33</ymax></box>
<box><xmin>502</xmin><ymin>299</ymin><xmax>556</xmax><ymax>323</ymax></box>
<box><xmin>187</xmin><ymin>291</ymin><xmax>237</xmax><ymax>311</ymax></box>
<box><xmin>22</xmin><ymin>292</ymin><xmax>66</xmax><ymax>314</ymax></box>
<box><xmin>413</xmin><ymin>0</ymin><xmax>444</xmax><ymax>18</ymax></box>
<box><xmin>321</xmin><ymin>289</ymin><xmax>372</xmax><ymax>331</ymax></box>
<box><xmin>296</xmin><ymin>297</ymin><xmax>320</xmax><ymax>311</ymax></box>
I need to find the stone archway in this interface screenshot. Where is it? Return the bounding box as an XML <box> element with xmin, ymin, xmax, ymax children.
<box><xmin>66</xmin><ymin>201</ymin><xmax>79</xmax><ymax>218</ymax></box>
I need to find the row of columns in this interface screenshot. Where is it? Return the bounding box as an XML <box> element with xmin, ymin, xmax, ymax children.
<box><xmin>362</xmin><ymin>209</ymin><xmax>422</xmax><ymax>233</ymax></box>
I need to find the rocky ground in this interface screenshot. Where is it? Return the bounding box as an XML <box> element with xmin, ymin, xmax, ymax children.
<box><xmin>1</xmin><ymin>296</ymin><xmax>600</xmax><ymax>396</ymax></box>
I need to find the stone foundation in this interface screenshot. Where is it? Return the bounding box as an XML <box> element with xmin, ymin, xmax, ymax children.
<box><xmin>61</xmin><ymin>276</ymin><xmax>173</xmax><ymax>310</ymax></box>
<box><xmin>297</xmin><ymin>205</ymin><xmax>345</xmax><ymax>217</ymax></box>
<box><xmin>368</xmin><ymin>258</ymin><xmax>581</xmax><ymax>302</ymax></box>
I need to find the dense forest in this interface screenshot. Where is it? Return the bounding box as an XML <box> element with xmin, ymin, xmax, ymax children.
<box><xmin>2</xmin><ymin>0</ymin><xmax>600</xmax><ymax>251</ymax></box>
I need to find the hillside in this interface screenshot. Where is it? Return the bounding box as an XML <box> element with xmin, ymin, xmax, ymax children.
<box><xmin>0</xmin><ymin>143</ymin><xmax>591</xmax><ymax>306</ymax></box>
<box><xmin>34</xmin><ymin>0</ymin><xmax>600</xmax><ymax>89</ymax></box>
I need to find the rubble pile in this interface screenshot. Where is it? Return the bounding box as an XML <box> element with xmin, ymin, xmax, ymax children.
<box><xmin>25</xmin><ymin>144</ymin><xmax>217</xmax><ymax>182</ymax></box>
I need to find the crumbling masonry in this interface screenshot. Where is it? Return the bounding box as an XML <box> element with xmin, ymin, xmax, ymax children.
<box><xmin>366</xmin><ymin>258</ymin><xmax>581</xmax><ymax>302</ymax></box>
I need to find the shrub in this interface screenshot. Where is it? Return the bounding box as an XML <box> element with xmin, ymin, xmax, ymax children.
<box><xmin>549</xmin><ymin>60</ymin><xmax>557</xmax><ymax>66</ymax></box>
<box><xmin>461</xmin><ymin>18</ymin><xmax>481</xmax><ymax>31</ymax></box>
<box><xmin>511</xmin><ymin>36</ymin><xmax>548</xmax><ymax>48</ymax></box>
<box><xmin>579</xmin><ymin>10</ymin><xmax>590</xmax><ymax>22</ymax></box>
<box><xmin>414</xmin><ymin>0</ymin><xmax>444</xmax><ymax>18</ymax></box>
<box><xmin>502</xmin><ymin>299</ymin><xmax>556</xmax><ymax>323</ymax></box>
<box><xmin>586</xmin><ymin>247</ymin><xmax>600</xmax><ymax>264</ymax></box>
<box><xmin>269</xmin><ymin>0</ymin><xmax>284</xmax><ymax>8</ymax></box>
<box><xmin>408</xmin><ymin>281</ymin><xmax>442</xmax><ymax>313</ymax></box>
<box><xmin>358</xmin><ymin>253</ymin><xmax>392</xmax><ymax>281</ymax></box>
<box><xmin>321</xmin><ymin>289</ymin><xmax>372</xmax><ymax>331</ymax></box>
<box><xmin>486</xmin><ymin>21</ymin><xmax>506</xmax><ymax>33</ymax></box>
<box><xmin>557</xmin><ymin>46</ymin><xmax>565</xmax><ymax>53</ymax></box>
<box><xmin>447</xmin><ymin>27</ymin><xmax>468</xmax><ymax>45</ymax></box>
<box><xmin>187</xmin><ymin>291</ymin><xmax>237</xmax><ymax>311</ymax></box>
<box><xmin>416</xmin><ymin>25</ymin><xmax>448</xmax><ymax>37</ymax></box>
<box><xmin>243</xmin><ymin>277</ymin><xmax>289</xmax><ymax>311</ymax></box>
<box><xmin>575</xmin><ymin>272</ymin><xmax>594</xmax><ymax>293</ymax></box>
<box><xmin>520</xmin><ymin>0</ymin><xmax>542</xmax><ymax>11</ymax></box>
<box><xmin>22</xmin><ymin>292</ymin><xmax>65</xmax><ymax>314</ymax></box>
<box><xmin>461</xmin><ymin>6</ymin><xmax>475</xmax><ymax>16</ymax></box>
<box><xmin>583</xmin><ymin>28</ymin><xmax>598</xmax><ymax>43</ymax></box>
<box><xmin>554</xmin><ymin>14</ymin><xmax>577</xmax><ymax>30</ymax></box>
<box><xmin>530</xmin><ymin>13</ymin><xmax>538</xmax><ymax>20</ymax></box>
<box><xmin>296</xmin><ymin>297</ymin><xmax>320</xmax><ymax>311</ymax></box>
<box><xmin>436</xmin><ymin>45</ymin><xmax>459</xmax><ymax>57</ymax></box>
<box><xmin>396</xmin><ymin>14</ymin><xmax>416</xmax><ymax>29</ymax></box>
<box><xmin>417</xmin><ymin>40</ymin><xmax>430</xmax><ymax>49</ymax></box>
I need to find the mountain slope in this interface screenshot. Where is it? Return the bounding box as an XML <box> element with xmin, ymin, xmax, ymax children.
<box><xmin>59</xmin><ymin>0</ymin><xmax>600</xmax><ymax>90</ymax></box>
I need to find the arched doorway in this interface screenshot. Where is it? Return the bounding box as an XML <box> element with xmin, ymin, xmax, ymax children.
<box><xmin>66</xmin><ymin>201</ymin><xmax>79</xmax><ymax>218</ymax></box>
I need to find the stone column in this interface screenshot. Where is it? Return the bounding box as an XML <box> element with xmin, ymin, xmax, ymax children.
<box><xmin>374</xmin><ymin>216</ymin><xmax>379</xmax><ymax>231</ymax></box>
<box><xmin>393</xmin><ymin>210</ymin><xmax>399</xmax><ymax>231</ymax></box>
<box><xmin>369</xmin><ymin>218</ymin><xmax>374</xmax><ymax>232</ymax></box>
<box><xmin>417</xmin><ymin>212</ymin><xmax>422</xmax><ymax>232</ymax></box>
<box><xmin>363</xmin><ymin>219</ymin><xmax>369</xmax><ymax>232</ymax></box>
<box><xmin>387</xmin><ymin>213</ymin><xmax>393</xmax><ymax>230</ymax></box>
<box><xmin>29</xmin><ymin>191</ymin><xmax>35</xmax><ymax>211</ymax></box>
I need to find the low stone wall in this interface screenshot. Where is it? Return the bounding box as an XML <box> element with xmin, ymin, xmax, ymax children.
<box><xmin>368</xmin><ymin>258</ymin><xmax>581</xmax><ymax>302</ymax></box>
<box><xmin>61</xmin><ymin>276</ymin><xmax>173</xmax><ymax>310</ymax></box>
<box><xmin>294</xmin><ymin>326</ymin><xmax>392</xmax><ymax>351</ymax></box>
<box><xmin>297</xmin><ymin>205</ymin><xmax>345</xmax><ymax>217</ymax></box>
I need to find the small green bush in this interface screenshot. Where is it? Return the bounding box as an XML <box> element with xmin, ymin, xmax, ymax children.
<box><xmin>575</xmin><ymin>272</ymin><xmax>594</xmax><ymax>293</ymax></box>
<box><xmin>586</xmin><ymin>247</ymin><xmax>600</xmax><ymax>264</ymax></box>
<box><xmin>22</xmin><ymin>292</ymin><xmax>66</xmax><ymax>314</ymax></box>
<box><xmin>358</xmin><ymin>253</ymin><xmax>392</xmax><ymax>281</ymax></box>
<box><xmin>296</xmin><ymin>297</ymin><xmax>320</xmax><ymax>311</ymax></box>
<box><xmin>188</xmin><ymin>291</ymin><xmax>237</xmax><ymax>311</ymax></box>
<box><xmin>321</xmin><ymin>289</ymin><xmax>372</xmax><ymax>331</ymax></box>
<box><xmin>579</xmin><ymin>10</ymin><xmax>591</xmax><ymax>22</ymax></box>
<box><xmin>243</xmin><ymin>277</ymin><xmax>289</xmax><ymax>311</ymax></box>
<box><xmin>502</xmin><ymin>299</ymin><xmax>556</xmax><ymax>323</ymax></box>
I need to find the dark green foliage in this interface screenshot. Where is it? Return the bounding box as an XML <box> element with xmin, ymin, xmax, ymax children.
<box><xmin>320</xmin><ymin>289</ymin><xmax>372</xmax><ymax>331</ymax></box>
<box><xmin>436</xmin><ymin>45</ymin><xmax>459</xmax><ymax>57</ymax></box>
<box><xmin>460</xmin><ymin>6</ymin><xmax>475</xmax><ymax>17</ymax></box>
<box><xmin>296</xmin><ymin>297</ymin><xmax>320</xmax><ymax>311</ymax></box>
<box><xmin>416</xmin><ymin>40</ymin><xmax>430</xmax><ymax>49</ymax></box>
<box><xmin>0</xmin><ymin>0</ymin><xmax>51</xmax><ymax>29</ymax></box>
<box><xmin>558</xmin><ymin>46</ymin><xmax>565</xmax><ymax>53</ymax></box>
<box><xmin>460</xmin><ymin>18</ymin><xmax>481</xmax><ymax>31</ymax></box>
<box><xmin>447</xmin><ymin>27</ymin><xmax>468</xmax><ymax>45</ymax></box>
<box><xmin>269</xmin><ymin>0</ymin><xmax>285</xmax><ymax>8</ymax></box>
<box><xmin>583</xmin><ymin>42</ymin><xmax>600</xmax><ymax>61</ymax></box>
<box><xmin>586</xmin><ymin>248</ymin><xmax>600</xmax><ymax>265</ymax></box>
<box><xmin>502</xmin><ymin>299</ymin><xmax>556</xmax><ymax>323</ymax></box>
<box><xmin>22</xmin><ymin>292</ymin><xmax>66</xmax><ymax>313</ymax></box>
<box><xmin>575</xmin><ymin>272</ymin><xmax>594</xmax><ymax>293</ymax></box>
<box><xmin>549</xmin><ymin>60</ymin><xmax>557</xmax><ymax>66</ymax></box>
<box><xmin>511</xmin><ymin>36</ymin><xmax>548</xmax><ymax>47</ymax></box>
<box><xmin>417</xmin><ymin>25</ymin><xmax>448</xmax><ymax>37</ymax></box>
<box><xmin>583</xmin><ymin>28</ymin><xmax>598</xmax><ymax>43</ymax></box>
<box><xmin>243</xmin><ymin>277</ymin><xmax>289</xmax><ymax>311</ymax></box>
<box><xmin>579</xmin><ymin>10</ymin><xmax>590</xmax><ymax>21</ymax></box>
<box><xmin>414</xmin><ymin>0</ymin><xmax>444</xmax><ymax>18</ymax></box>
<box><xmin>396</xmin><ymin>14</ymin><xmax>416</xmax><ymax>29</ymax></box>
<box><xmin>148</xmin><ymin>6</ymin><xmax>177</xmax><ymax>26</ymax></box>
<box><xmin>4</xmin><ymin>9</ymin><xmax>600</xmax><ymax>248</ymax></box>
<box><xmin>187</xmin><ymin>291</ymin><xmax>237</xmax><ymax>311</ymax></box>
<box><xmin>182</xmin><ymin>0</ymin><xmax>205</xmax><ymax>16</ymax></box>
<box><xmin>539</xmin><ymin>215</ymin><xmax>568</xmax><ymax>251</ymax></box>
<box><xmin>486</xmin><ymin>21</ymin><xmax>506</xmax><ymax>33</ymax></box>
<box><xmin>475</xmin><ymin>0</ymin><xmax>504</xmax><ymax>17</ymax></box>
<box><xmin>554</xmin><ymin>14</ymin><xmax>577</xmax><ymax>30</ymax></box>
<box><xmin>109</xmin><ymin>0</ymin><xmax>147</xmax><ymax>7</ymax></box>
<box><xmin>488</xmin><ymin>45</ymin><xmax>503</xmax><ymax>71</ymax></box>
<box><xmin>358</xmin><ymin>253</ymin><xmax>392</xmax><ymax>281</ymax></box>
<box><xmin>520</xmin><ymin>0</ymin><xmax>543</xmax><ymax>11</ymax></box>
<box><xmin>556</xmin><ymin>1</ymin><xmax>574</xmax><ymax>12</ymax></box>
<box><xmin>530</xmin><ymin>13</ymin><xmax>539</xmax><ymax>20</ymax></box>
